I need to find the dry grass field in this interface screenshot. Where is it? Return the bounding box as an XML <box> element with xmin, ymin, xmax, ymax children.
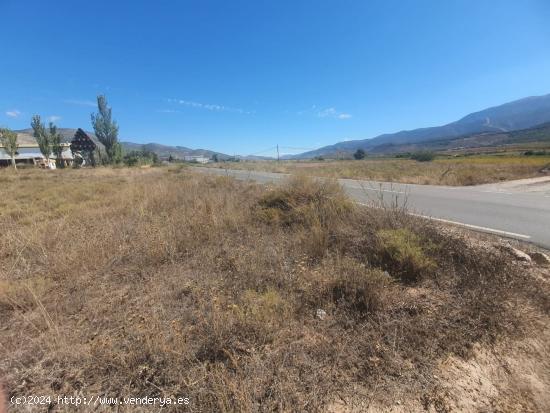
<box><xmin>207</xmin><ymin>155</ymin><xmax>550</xmax><ymax>185</ymax></box>
<box><xmin>1</xmin><ymin>167</ymin><xmax>549</xmax><ymax>412</ymax></box>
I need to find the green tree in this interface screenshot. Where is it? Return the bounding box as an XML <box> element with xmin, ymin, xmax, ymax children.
<box><xmin>211</xmin><ymin>153</ymin><xmax>219</xmax><ymax>162</ymax></box>
<box><xmin>0</xmin><ymin>127</ymin><xmax>19</xmax><ymax>169</ymax></box>
<box><xmin>123</xmin><ymin>150</ymin><xmax>159</xmax><ymax>166</ymax></box>
<box><xmin>49</xmin><ymin>122</ymin><xmax>65</xmax><ymax>168</ymax></box>
<box><xmin>31</xmin><ymin>115</ymin><xmax>51</xmax><ymax>166</ymax></box>
<box><xmin>410</xmin><ymin>151</ymin><xmax>435</xmax><ymax>162</ymax></box>
<box><xmin>112</xmin><ymin>141</ymin><xmax>122</xmax><ymax>164</ymax></box>
<box><xmin>91</xmin><ymin>95</ymin><xmax>120</xmax><ymax>164</ymax></box>
<box><xmin>353</xmin><ymin>149</ymin><xmax>366</xmax><ymax>160</ymax></box>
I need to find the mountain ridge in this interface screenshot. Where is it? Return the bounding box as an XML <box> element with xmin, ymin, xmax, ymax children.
<box><xmin>293</xmin><ymin>93</ymin><xmax>550</xmax><ymax>158</ymax></box>
<box><xmin>363</xmin><ymin>122</ymin><xmax>550</xmax><ymax>155</ymax></box>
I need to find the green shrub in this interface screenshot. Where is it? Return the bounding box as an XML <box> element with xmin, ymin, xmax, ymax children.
<box><xmin>123</xmin><ymin>149</ymin><xmax>159</xmax><ymax>166</ymax></box>
<box><xmin>376</xmin><ymin>228</ymin><xmax>436</xmax><ymax>282</ymax></box>
<box><xmin>353</xmin><ymin>149</ymin><xmax>366</xmax><ymax>160</ymax></box>
<box><xmin>410</xmin><ymin>151</ymin><xmax>436</xmax><ymax>162</ymax></box>
<box><xmin>394</xmin><ymin>153</ymin><xmax>410</xmax><ymax>158</ymax></box>
<box><xmin>524</xmin><ymin>150</ymin><xmax>547</xmax><ymax>156</ymax></box>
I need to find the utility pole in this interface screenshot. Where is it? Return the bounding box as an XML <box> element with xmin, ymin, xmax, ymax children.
<box><xmin>276</xmin><ymin>144</ymin><xmax>280</xmax><ymax>162</ymax></box>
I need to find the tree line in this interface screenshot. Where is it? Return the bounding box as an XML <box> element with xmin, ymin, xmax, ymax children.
<box><xmin>0</xmin><ymin>95</ymin><xmax>148</xmax><ymax>169</ymax></box>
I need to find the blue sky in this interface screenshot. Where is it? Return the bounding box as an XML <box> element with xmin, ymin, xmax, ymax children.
<box><xmin>1</xmin><ymin>0</ymin><xmax>550</xmax><ymax>156</ymax></box>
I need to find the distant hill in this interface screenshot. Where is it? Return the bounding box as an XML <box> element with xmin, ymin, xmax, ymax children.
<box><xmin>237</xmin><ymin>155</ymin><xmax>276</xmax><ymax>161</ymax></box>
<box><xmin>366</xmin><ymin>122</ymin><xmax>550</xmax><ymax>155</ymax></box>
<box><xmin>120</xmin><ymin>141</ymin><xmax>229</xmax><ymax>159</ymax></box>
<box><xmin>14</xmin><ymin>128</ymin><xmax>227</xmax><ymax>159</ymax></box>
<box><xmin>294</xmin><ymin>93</ymin><xmax>550</xmax><ymax>158</ymax></box>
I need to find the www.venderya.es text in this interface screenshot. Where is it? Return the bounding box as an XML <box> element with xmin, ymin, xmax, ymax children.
<box><xmin>10</xmin><ymin>395</ymin><xmax>190</xmax><ymax>407</ymax></box>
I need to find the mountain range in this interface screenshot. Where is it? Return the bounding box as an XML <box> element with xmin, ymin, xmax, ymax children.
<box><xmin>292</xmin><ymin>93</ymin><xmax>550</xmax><ymax>158</ymax></box>
<box><xmin>119</xmin><ymin>141</ymin><xmax>228</xmax><ymax>159</ymax></box>
<box><xmin>13</xmin><ymin>93</ymin><xmax>550</xmax><ymax>159</ymax></box>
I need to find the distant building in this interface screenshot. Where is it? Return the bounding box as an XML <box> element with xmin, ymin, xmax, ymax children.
<box><xmin>0</xmin><ymin>143</ymin><xmax>73</xmax><ymax>168</ymax></box>
<box><xmin>70</xmin><ymin>128</ymin><xmax>97</xmax><ymax>153</ymax></box>
<box><xmin>70</xmin><ymin>128</ymin><xmax>97</xmax><ymax>167</ymax></box>
<box><xmin>183</xmin><ymin>155</ymin><xmax>209</xmax><ymax>164</ymax></box>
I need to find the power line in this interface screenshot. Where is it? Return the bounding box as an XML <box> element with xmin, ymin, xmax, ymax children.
<box><xmin>279</xmin><ymin>146</ymin><xmax>317</xmax><ymax>151</ymax></box>
<box><xmin>245</xmin><ymin>146</ymin><xmax>278</xmax><ymax>156</ymax></box>
<box><xmin>238</xmin><ymin>144</ymin><xmax>317</xmax><ymax>159</ymax></box>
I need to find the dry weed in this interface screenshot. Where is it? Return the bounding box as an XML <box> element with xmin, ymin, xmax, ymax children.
<box><xmin>0</xmin><ymin>167</ymin><xmax>548</xmax><ymax>412</ymax></box>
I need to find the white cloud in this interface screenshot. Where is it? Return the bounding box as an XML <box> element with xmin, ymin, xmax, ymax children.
<box><xmin>48</xmin><ymin>115</ymin><xmax>62</xmax><ymax>122</ymax></box>
<box><xmin>317</xmin><ymin>107</ymin><xmax>336</xmax><ymax>117</ymax></box>
<box><xmin>5</xmin><ymin>109</ymin><xmax>21</xmax><ymax>118</ymax></box>
<box><xmin>156</xmin><ymin>109</ymin><xmax>180</xmax><ymax>113</ymax></box>
<box><xmin>297</xmin><ymin>105</ymin><xmax>317</xmax><ymax>115</ymax></box>
<box><xmin>317</xmin><ymin>107</ymin><xmax>352</xmax><ymax>120</ymax></box>
<box><xmin>168</xmin><ymin>98</ymin><xmax>251</xmax><ymax>114</ymax></box>
<box><xmin>63</xmin><ymin>99</ymin><xmax>96</xmax><ymax>107</ymax></box>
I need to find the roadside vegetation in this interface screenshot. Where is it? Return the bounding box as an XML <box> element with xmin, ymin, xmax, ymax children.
<box><xmin>205</xmin><ymin>153</ymin><xmax>550</xmax><ymax>185</ymax></box>
<box><xmin>1</xmin><ymin>167</ymin><xmax>548</xmax><ymax>411</ymax></box>
<box><xmin>122</xmin><ymin>149</ymin><xmax>160</xmax><ymax>166</ymax></box>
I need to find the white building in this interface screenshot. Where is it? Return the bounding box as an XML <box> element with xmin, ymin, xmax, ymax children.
<box><xmin>183</xmin><ymin>155</ymin><xmax>210</xmax><ymax>164</ymax></box>
<box><xmin>0</xmin><ymin>143</ymin><xmax>73</xmax><ymax>169</ymax></box>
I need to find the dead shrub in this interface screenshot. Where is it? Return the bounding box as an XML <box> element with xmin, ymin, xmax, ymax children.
<box><xmin>234</xmin><ymin>289</ymin><xmax>292</xmax><ymax>343</ymax></box>
<box><xmin>238</xmin><ymin>289</ymin><xmax>290</xmax><ymax>325</ymax></box>
<box><xmin>256</xmin><ymin>175</ymin><xmax>354</xmax><ymax>228</ymax></box>
<box><xmin>297</xmin><ymin>256</ymin><xmax>394</xmax><ymax>318</ymax></box>
<box><xmin>298</xmin><ymin>222</ymin><xmax>330</xmax><ymax>261</ymax></box>
<box><xmin>194</xmin><ymin>307</ymin><xmax>241</xmax><ymax>365</ymax></box>
<box><xmin>0</xmin><ymin>277</ymin><xmax>51</xmax><ymax>313</ymax></box>
<box><xmin>325</xmin><ymin>257</ymin><xmax>393</xmax><ymax>316</ymax></box>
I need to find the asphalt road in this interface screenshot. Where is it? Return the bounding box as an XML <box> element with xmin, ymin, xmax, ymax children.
<box><xmin>193</xmin><ymin>167</ymin><xmax>550</xmax><ymax>248</ymax></box>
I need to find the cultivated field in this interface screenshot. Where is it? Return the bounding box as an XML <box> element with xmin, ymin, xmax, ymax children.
<box><xmin>0</xmin><ymin>167</ymin><xmax>549</xmax><ymax>412</ymax></box>
<box><xmin>206</xmin><ymin>155</ymin><xmax>550</xmax><ymax>185</ymax></box>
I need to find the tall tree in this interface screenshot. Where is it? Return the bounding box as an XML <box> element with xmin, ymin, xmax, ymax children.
<box><xmin>0</xmin><ymin>127</ymin><xmax>19</xmax><ymax>169</ymax></box>
<box><xmin>49</xmin><ymin>122</ymin><xmax>65</xmax><ymax>168</ymax></box>
<box><xmin>353</xmin><ymin>149</ymin><xmax>366</xmax><ymax>160</ymax></box>
<box><xmin>31</xmin><ymin>115</ymin><xmax>51</xmax><ymax>166</ymax></box>
<box><xmin>91</xmin><ymin>95</ymin><xmax>120</xmax><ymax>164</ymax></box>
